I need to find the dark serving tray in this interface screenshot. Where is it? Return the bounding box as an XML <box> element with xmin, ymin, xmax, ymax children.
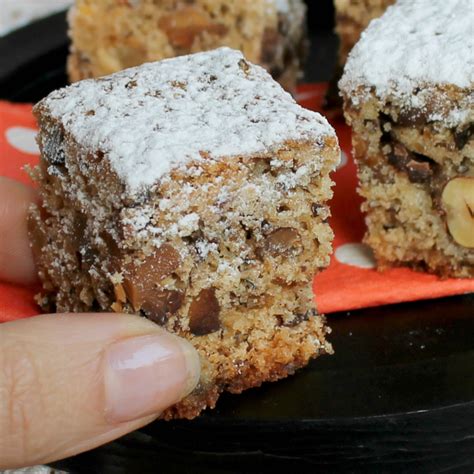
<box><xmin>1</xmin><ymin>12</ymin><xmax>473</xmax><ymax>474</ymax></box>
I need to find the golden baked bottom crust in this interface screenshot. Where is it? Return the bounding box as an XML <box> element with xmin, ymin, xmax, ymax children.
<box><xmin>162</xmin><ymin>313</ymin><xmax>332</xmax><ymax>420</ymax></box>
<box><xmin>30</xmin><ymin>50</ymin><xmax>339</xmax><ymax>419</ymax></box>
<box><xmin>67</xmin><ymin>0</ymin><xmax>307</xmax><ymax>92</ymax></box>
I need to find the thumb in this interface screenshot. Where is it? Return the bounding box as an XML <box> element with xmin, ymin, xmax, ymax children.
<box><xmin>0</xmin><ymin>313</ymin><xmax>200</xmax><ymax>469</ymax></box>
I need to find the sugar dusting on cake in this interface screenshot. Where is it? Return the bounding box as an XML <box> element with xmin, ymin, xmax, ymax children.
<box><xmin>339</xmin><ymin>0</ymin><xmax>474</xmax><ymax>126</ymax></box>
<box><xmin>38</xmin><ymin>48</ymin><xmax>334</xmax><ymax>194</ymax></box>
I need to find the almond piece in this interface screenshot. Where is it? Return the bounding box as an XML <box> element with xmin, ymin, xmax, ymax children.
<box><xmin>114</xmin><ymin>283</ymin><xmax>127</xmax><ymax>303</ymax></box>
<box><xmin>441</xmin><ymin>176</ymin><xmax>474</xmax><ymax>248</ymax></box>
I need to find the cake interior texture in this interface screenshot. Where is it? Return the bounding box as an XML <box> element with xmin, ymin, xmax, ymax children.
<box><xmin>30</xmin><ymin>49</ymin><xmax>339</xmax><ymax>419</ymax></box>
<box><xmin>340</xmin><ymin>0</ymin><xmax>474</xmax><ymax>278</ymax></box>
<box><xmin>68</xmin><ymin>0</ymin><xmax>308</xmax><ymax>92</ymax></box>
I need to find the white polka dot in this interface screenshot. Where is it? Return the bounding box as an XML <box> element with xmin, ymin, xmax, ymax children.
<box><xmin>337</xmin><ymin>150</ymin><xmax>348</xmax><ymax>170</ymax></box>
<box><xmin>5</xmin><ymin>126</ymin><xmax>39</xmax><ymax>154</ymax></box>
<box><xmin>335</xmin><ymin>243</ymin><xmax>376</xmax><ymax>269</ymax></box>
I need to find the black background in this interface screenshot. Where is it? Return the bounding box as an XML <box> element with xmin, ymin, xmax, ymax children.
<box><xmin>306</xmin><ymin>0</ymin><xmax>336</xmax><ymax>30</ymax></box>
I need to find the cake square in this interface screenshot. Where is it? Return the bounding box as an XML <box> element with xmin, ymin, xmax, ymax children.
<box><xmin>30</xmin><ymin>48</ymin><xmax>339</xmax><ymax>418</ymax></box>
<box><xmin>67</xmin><ymin>0</ymin><xmax>308</xmax><ymax>92</ymax></box>
<box><xmin>340</xmin><ymin>0</ymin><xmax>474</xmax><ymax>278</ymax></box>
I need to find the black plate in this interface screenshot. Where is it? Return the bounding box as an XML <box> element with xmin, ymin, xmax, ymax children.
<box><xmin>1</xmin><ymin>12</ymin><xmax>473</xmax><ymax>474</ymax></box>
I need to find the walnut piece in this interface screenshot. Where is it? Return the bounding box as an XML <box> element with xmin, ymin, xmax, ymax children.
<box><xmin>387</xmin><ymin>142</ymin><xmax>434</xmax><ymax>184</ymax></box>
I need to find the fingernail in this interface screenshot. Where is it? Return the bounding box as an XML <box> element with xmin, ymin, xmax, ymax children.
<box><xmin>104</xmin><ymin>333</ymin><xmax>200</xmax><ymax>423</ymax></box>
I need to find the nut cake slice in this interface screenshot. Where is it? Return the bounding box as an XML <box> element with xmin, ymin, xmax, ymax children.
<box><xmin>30</xmin><ymin>48</ymin><xmax>339</xmax><ymax>419</ymax></box>
<box><xmin>340</xmin><ymin>0</ymin><xmax>474</xmax><ymax>278</ymax></box>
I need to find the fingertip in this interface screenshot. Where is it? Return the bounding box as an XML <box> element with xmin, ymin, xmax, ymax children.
<box><xmin>104</xmin><ymin>332</ymin><xmax>201</xmax><ymax>423</ymax></box>
<box><xmin>0</xmin><ymin>312</ymin><xmax>201</xmax><ymax>468</ymax></box>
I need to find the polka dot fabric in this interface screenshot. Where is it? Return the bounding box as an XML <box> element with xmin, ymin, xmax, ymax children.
<box><xmin>0</xmin><ymin>101</ymin><xmax>40</xmax><ymax>186</ymax></box>
<box><xmin>1</xmin><ymin>87</ymin><xmax>473</xmax><ymax>322</ymax></box>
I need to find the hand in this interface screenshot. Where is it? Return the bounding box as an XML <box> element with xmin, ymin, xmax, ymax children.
<box><xmin>0</xmin><ymin>177</ymin><xmax>201</xmax><ymax>469</ymax></box>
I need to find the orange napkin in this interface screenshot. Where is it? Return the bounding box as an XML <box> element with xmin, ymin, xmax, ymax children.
<box><xmin>1</xmin><ymin>86</ymin><xmax>473</xmax><ymax>322</ymax></box>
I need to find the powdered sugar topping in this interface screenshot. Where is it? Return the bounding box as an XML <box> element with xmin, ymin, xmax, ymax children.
<box><xmin>39</xmin><ymin>48</ymin><xmax>333</xmax><ymax>194</ymax></box>
<box><xmin>340</xmin><ymin>0</ymin><xmax>474</xmax><ymax>125</ymax></box>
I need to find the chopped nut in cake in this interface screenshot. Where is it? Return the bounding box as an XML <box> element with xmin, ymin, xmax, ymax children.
<box><xmin>340</xmin><ymin>0</ymin><xmax>474</xmax><ymax>278</ymax></box>
<box><xmin>30</xmin><ymin>48</ymin><xmax>340</xmax><ymax>419</ymax></box>
<box><xmin>67</xmin><ymin>0</ymin><xmax>308</xmax><ymax>92</ymax></box>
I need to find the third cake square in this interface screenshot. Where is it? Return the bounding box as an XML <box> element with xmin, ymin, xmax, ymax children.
<box><xmin>340</xmin><ymin>0</ymin><xmax>474</xmax><ymax>278</ymax></box>
<box><xmin>67</xmin><ymin>0</ymin><xmax>308</xmax><ymax>92</ymax></box>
